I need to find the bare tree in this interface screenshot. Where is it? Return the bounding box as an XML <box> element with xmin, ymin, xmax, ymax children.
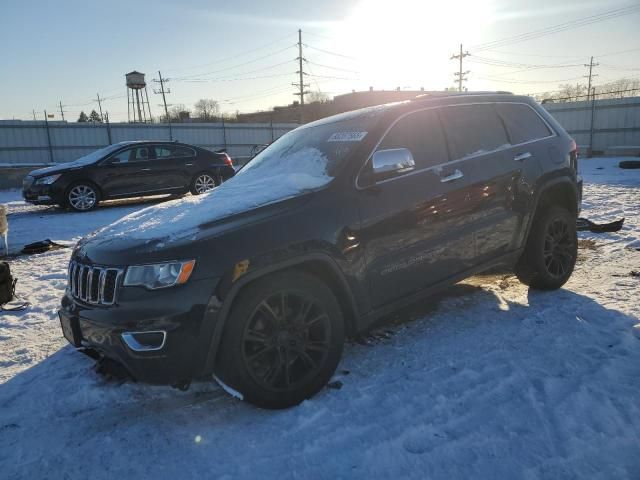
<box><xmin>194</xmin><ymin>99</ymin><xmax>220</xmax><ymax>120</ymax></box>
<box><xmin>306</xmin><ymin>91</ymin><xmax>330</xmax><ymax>103</ymax></box>
<box><xmin>536</xmin><ymin>77</ymin><xmax>640</xmax><ymax>103</ymax></box>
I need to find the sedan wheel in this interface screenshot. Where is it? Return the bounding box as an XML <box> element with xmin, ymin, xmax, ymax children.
<box><xmin>68</xmin><ymin>184</ymin><xmax>98</xmax><ymax>211</ymax></box>
<box><xmin>193</xmin><ymin>173</ymin><xmax>217</xmax><ymax>194</ymax></box>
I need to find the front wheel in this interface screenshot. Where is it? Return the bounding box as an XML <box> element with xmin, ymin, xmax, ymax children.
<box><xmin>515</xmin><ymin>206</ymin><xmax>577</xmax><ymax>290</ymax></box>
<box><xmin>66</xmin><ymin>182</ymin><xmax>100</xmax><ymax>212</ymax></box>
<box><xmin>190</xmin><ymin>172</ymin><xmax>219</xmax><ymax>195</ymax></box>
<box><xmin>216</xmin><ymin>271</ymin><xmax>345</xmax><ymax>409</ymax></box>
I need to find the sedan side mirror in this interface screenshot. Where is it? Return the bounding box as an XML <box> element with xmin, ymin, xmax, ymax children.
<box><xmin>372</xmin><ymin>148</ymin><xmax>416</xmax><ymax>177</ymax></box>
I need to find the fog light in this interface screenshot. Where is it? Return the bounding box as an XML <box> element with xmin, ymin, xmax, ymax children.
<box><xmin>121</xmin><ymin>331</ymin><xmax>166</xmax><ymax>352</ymax></box>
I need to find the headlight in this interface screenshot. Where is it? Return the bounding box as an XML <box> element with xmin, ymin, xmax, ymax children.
<box><xmin>123</xmin><ymin>260</ymin><xmax>196</xmax><ymax>289</ymax></box>
<box><xmin>35</xmin><ymin>174</ymin><xmax>61</xmax><ymax>185</ymax></box>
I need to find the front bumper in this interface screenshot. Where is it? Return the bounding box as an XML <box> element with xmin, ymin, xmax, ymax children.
<box><xmin>22</xmin><ymin>182</ymin><xmax>65</xmax><ymax>205</ymax></box>
<box><xmin>59</xmin><ymin>277</ymin><xmax>220</xmax><ymax>385</ymax></box>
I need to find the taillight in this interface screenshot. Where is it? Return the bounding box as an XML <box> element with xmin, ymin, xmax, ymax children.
<box><xmin>223</xmin><ymin>153</ymin><xmax>233</xmax><ymax>166</ymax></box>
<box><xmin>569</xmin><ymin>138</ymin><xmax>578</xmax><ymax>172</ymax></box>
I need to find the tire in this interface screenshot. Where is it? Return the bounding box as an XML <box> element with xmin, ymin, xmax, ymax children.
<box><xmin>515</xmin><ymin>206</ymin><xmax>577</xmax><ymax>290</ymax></box>
<box><xmin>190</xmin><ymin>172</ymin><xmax>219</xmax><ymax>195</ymax></box>
<box><xmin>216</xmin><ymin>271</ymin><xmax>345</xmax><ymax>409</ymax></box>
<box><xmin>66</xmin><ymin>182</ymin><xmax>100</xmax><ymax>212</ymax></box>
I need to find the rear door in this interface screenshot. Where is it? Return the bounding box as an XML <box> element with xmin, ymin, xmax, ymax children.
<box><xmin>153</xmin><ymin>144</ymin><xmax>198</xmax><ymax>189</ymax></box>
<box><xmin>438</xmin><ymin>103</ymin><xmax>527</xmax><ymax>263</ymax></box>
<box><xmin>358</xmin><ymin>108</ymin><xmax>477</xmax><ymax>308</ymax></box>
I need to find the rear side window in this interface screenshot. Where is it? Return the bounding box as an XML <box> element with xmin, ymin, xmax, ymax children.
<box><xmin>155</xmin><ymin>145</ymin><xmax>195</xmax><ymax>158</ymax></box>
<box><xmin>439</xmin><ymin>104</ymin><xmax>510</xmax><ymax>159</ymax></box>
<box><xmin>496</xmin><ymin>103</ymin><xmax>552</xmax><ymax>144</ymax></box>
<box><xmin>130</xmin><ymin>147</ymin><xmax>151</xmax><ymax>162</ymax></box>
<box><xmin>377</xmin><ymin>109</ymin><xmax>449</xmax><ymax>169</ymax></box>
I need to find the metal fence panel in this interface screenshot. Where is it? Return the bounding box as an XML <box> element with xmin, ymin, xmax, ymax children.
<box><xmin>0</xmin><ymin>121</ymin><xmax>298</xmax><ymax>166</ymax></box>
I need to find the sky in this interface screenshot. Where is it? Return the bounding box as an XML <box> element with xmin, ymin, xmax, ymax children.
<box><xmin>1</xmin><ymin>0</ymin><xmax>639</xmax><ymax>122</ymax></box>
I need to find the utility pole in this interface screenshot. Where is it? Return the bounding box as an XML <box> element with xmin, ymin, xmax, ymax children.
<box><xmin>32</xmin><ymin>110</ymin><xmax>36</xmax><ymax>121</ymax></box>
<box><xmin>450</xmin><ymin>44</ymin><xmax>470</xmax><ymax>92</ymax></box>
<box><xmin>153</xmin><ymin>71</ymin><xmax>173</xmax><ymax>140</ymax></box>
<box><xmin>584</xmin><ymin>56</ymin><xmax>599</xmax><ymax>102</ymax></box>
<box><xmin>58</xmin><ymin>101</ymin><xmax>66</xmax><ymax>122</ymax></box>
<box><xmin>95</xmin><ymin>93</ymin><xmax>104</xmax><ymax>122</ymax></box>
<box><xmin>293</xmin><ymin>29</ymin><xmax>310</xmax><ymax>122</ymax></box>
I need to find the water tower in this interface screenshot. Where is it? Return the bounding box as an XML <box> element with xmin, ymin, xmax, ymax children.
<box><xmin>126</xmin><ymin>71</ymin><xmax>152</xmax><ymax>123</ymax></box>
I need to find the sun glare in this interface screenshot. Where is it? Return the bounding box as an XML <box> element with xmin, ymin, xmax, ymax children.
<box><xmin>332</xmin><ymin>0</ymin><xmax>493</xmax><ymax>89</ymax></box>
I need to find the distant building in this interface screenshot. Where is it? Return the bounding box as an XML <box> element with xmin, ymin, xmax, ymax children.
<box><xmin>236</xmin><ymin>88</ymin><xmax>435</xmax><ymax>124</ymax></box>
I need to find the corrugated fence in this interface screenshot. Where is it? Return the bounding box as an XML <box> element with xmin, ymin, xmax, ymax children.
<box><xmin>2</xmin><ymin>95</ymin><xmax>640</xmax><ymax>168</ymax></box>
<box><xmin>542</xmin><ymin>96</ymin><xmax>640</xmax><ymax>154</ymax></box>
<box><xmin>0</xmin><ymin>121</ymin><xmax>298</xmax><ymax>166</ymax></box>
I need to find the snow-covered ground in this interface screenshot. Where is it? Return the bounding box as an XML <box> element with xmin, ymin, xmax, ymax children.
<box><xmin>1</xmin><ymin>158</ymin><xmax>639</xmax><ymax>479</ymax></box>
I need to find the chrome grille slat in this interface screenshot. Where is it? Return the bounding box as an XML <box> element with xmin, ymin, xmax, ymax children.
<box><xmin>67</xmin><ymin>261</ymin><xmax>123</xmax><ymax>306</ymax></box>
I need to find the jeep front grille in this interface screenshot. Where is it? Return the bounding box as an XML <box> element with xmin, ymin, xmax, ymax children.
<box><xmin>68</xmin><ymin>261</ymin><xmax>123</xmax><ymax>305</ymax></box>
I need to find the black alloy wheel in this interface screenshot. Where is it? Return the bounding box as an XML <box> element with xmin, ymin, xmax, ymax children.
<box><xmin>241</xmin><ymin>291</ymin><xmax>331</xmax><ymax>391</ymax></box>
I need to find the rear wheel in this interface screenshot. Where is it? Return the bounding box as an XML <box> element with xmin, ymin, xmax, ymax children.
<box><xmin>216</xmin><ymin>271</ymin><xmax>345</xmax><ymax>409</ymax></box>
<box><xmin>190</xmin><ymin>172</ymin><xmax>219</xmax><ymax>195</ymax></box>
<box><xmin>515</xmin><ymin>206</ymin><xmax>577</xmax><ymax>290</ymax></box>
<box><xmin>66</xmin><ymin>182</ymin><xmax>100</xmax><ymax>212</ymax></box>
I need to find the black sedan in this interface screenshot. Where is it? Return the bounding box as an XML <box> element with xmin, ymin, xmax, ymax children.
<box><xmin>22</xmin><ymin>141</ymin><xmax>235</xmax><ymax>211</ymax></box>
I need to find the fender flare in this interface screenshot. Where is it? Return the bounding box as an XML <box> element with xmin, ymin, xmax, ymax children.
<box><xmin>200</xmin><ymin>252</ymin><xmax>357</xmax><ymax>376</ymax></box>
<box><xmin>523</xmin><ymin>176</ymin><xmax>578</xmax><ymax>241</ymax></box>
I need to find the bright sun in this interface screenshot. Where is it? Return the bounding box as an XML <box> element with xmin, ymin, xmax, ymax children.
<box><xmin>330</xmin><ymin>0</ymin><xmax>494</xmax><ymax>89</ymax></box>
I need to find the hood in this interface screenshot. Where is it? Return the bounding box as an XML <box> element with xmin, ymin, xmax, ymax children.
<box><xmin>75</xmin><ymin>192</ymin><xmax>314</xmax><ymax>265</ymax></box>
<box><xmin>28</xmin><ymin>163</ymin><xmax>81</xmax><ymax>177</ymax></box>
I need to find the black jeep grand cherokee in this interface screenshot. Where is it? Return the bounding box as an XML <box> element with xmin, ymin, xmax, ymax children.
<box><xmin>59</xmin><ymin>92</ymin><xmax>582</xmax><ymax>409</ymax></box>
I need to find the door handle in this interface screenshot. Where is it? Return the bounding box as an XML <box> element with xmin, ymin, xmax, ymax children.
<box><xmin>439</xmin><ymin>169</ymin><xmax>464</xmax><ymax>183</ymax></box>
<box><xmin>513</xmin><ymin>152</ymin><xmax>532</xmax><ymax>162</ymax></box>
<box><xmin>184</xmin><ymin>163</ymin><xmax>194</xmax><ymax>166</ymax></box>
<box><xmin>140</xmin><ymin>168</ymin><xmax>152</xmax><ymax>171</ymax></box>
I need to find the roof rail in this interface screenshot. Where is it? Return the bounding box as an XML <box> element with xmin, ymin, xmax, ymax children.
<box><xmin>414</xmin><ymin>91</ymin><xmax>513</xmax><ymax>100</ymax></box>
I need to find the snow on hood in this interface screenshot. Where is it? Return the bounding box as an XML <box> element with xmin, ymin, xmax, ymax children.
<box><xmin>91</xmin><ymin>146</ymin><xmax>331</xmax><ymax>244</ymax></box>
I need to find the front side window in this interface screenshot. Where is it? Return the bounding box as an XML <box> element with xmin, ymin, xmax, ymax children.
<box><xmin>440</xmin><ymin>104</ymin><xmax>510</xmax><ymax>159</ymax></box>
<box><xmin>376</xmin><ymin>109</ymin><xmax>449</xmax><ymax>170</ymax></box>
<box><xmin>108</xmin><ymin>148</ymin><xmax>133</xmax><ymax>164</ymax></box>
<box><xmin>496</xmin><ymin>103</ymin><xmax>553</xmax><ymax>144</ymax></box>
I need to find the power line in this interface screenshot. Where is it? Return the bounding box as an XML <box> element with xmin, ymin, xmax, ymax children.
<box><xmin>304</xmin><ymin>59</ymin><xmax>359</xmax><ymax>74</ymax></box>
<box><xmin>471</xmin><ymin>5</ymin><xmax>640</xmax><ymax>52</ymax></box>
<box><xmin>165</xmin><ymin>32</ymin><xmax>297</xmax><ymax>74</ymax></box>
<box><xmin>172</xmin><ymin>45</ymin><xmax>296</xmax><ymax>81</ymax></box>
<box><xmin>175</xmin><ymin>59</ymin><xmax>294</xmax><ymax>82</ymax></box>
<box><xmin>303</xmin><ymin>43</ymin><xmax>358</xmax><ymax>60</ymax></box>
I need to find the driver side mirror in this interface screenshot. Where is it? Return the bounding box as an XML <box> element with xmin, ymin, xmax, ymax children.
<box><xmin>371</xmin><ymin>148</ymin><xmax>416</xmax><ymax>178</ymax></box>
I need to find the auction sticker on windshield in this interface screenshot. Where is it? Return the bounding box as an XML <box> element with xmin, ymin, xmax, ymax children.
<box><xmin>327</xmin><ymin>132</ymin><xmax>368</xmax><ymax>142</ymax></box>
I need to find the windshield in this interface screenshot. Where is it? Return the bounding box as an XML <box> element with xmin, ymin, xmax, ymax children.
<box><xmin>69</xmin><ymin>143</ymin><xmax>128</xmax><ymax>166</ymax></box>
<box><xmin>237</xmin><ymin>114</ymin><xmax>380</xmax><ymax>180</ymax></box>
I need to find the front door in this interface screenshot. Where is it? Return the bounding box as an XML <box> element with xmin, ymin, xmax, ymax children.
<box><xmin>357</xmin><ymin>108</ymin><xmax>476</xmax><ymax>308</ymax></box>
<box><xmin>99</xmin><ymin>145</ymin><xmax>159</xmax><ymax>196</ymax></box>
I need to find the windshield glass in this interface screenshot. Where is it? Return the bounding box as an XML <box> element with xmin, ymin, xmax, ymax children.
<box><xmin>69</xmin><ymin>143</ymin><xmax>128</xmax><ymax>166</ymax></box>
<box><xmin>237</xmin><ymin>113</ymin><xmax>381</xmax><ymax>180</ymax></box>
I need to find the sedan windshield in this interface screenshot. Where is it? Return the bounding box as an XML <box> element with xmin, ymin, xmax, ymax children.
<box><xmin>68</xmin><ymin>143</ymin><xmax>129</xmax><ymax>167</ymax></box>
